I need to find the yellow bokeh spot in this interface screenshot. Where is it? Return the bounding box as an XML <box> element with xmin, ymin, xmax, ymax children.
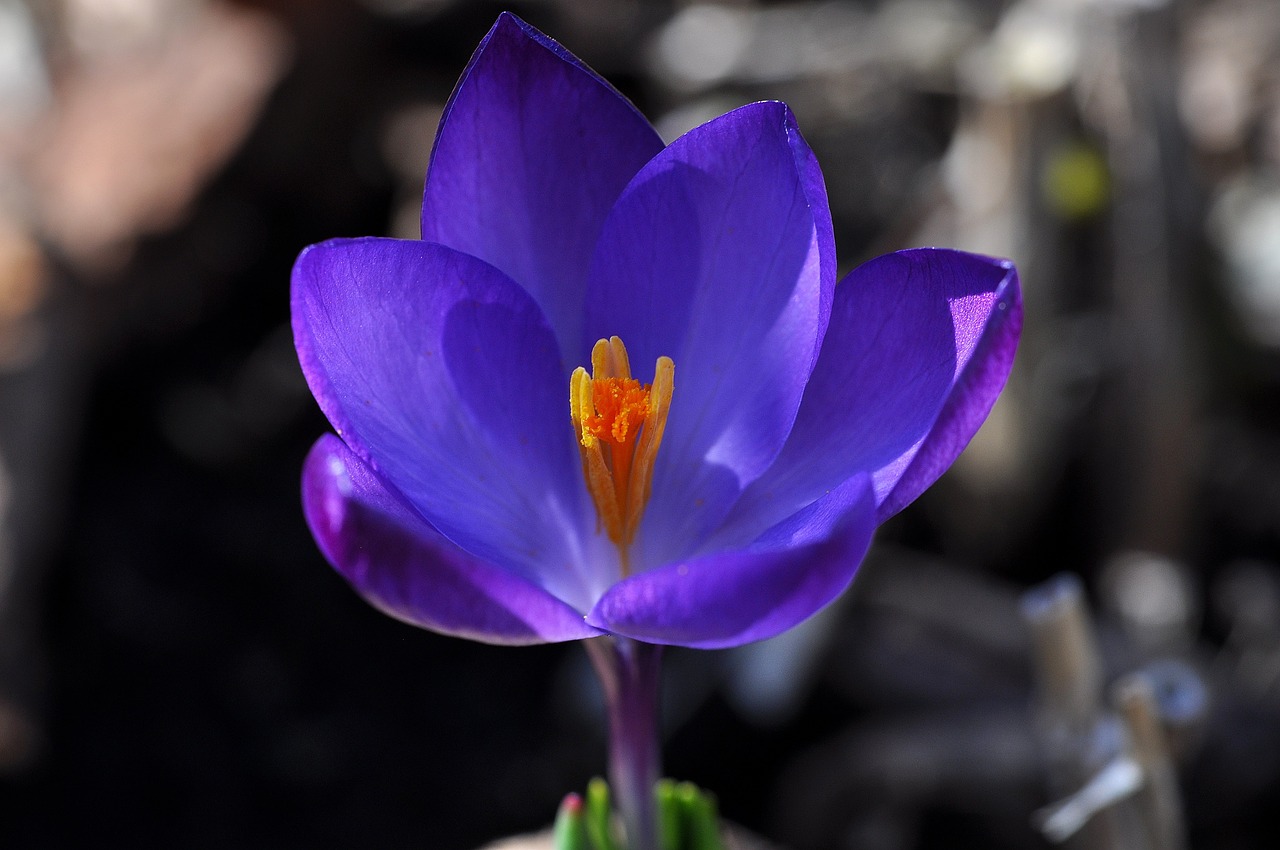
<box><xmin>1042</xmin><ymin>142</ymin><xmax>1109</xmax><ymax>221</ymax></box>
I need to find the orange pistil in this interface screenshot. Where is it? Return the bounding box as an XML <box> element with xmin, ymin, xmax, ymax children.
<box><xmin>570</xmin><ymin>336</ymin><xmax>674</xmax><ymax>575</ymax></box>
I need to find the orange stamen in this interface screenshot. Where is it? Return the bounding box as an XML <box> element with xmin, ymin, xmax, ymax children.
<box><xmin>569</xmin><ymin>337</ymin><xmax>674</xmax><ymax>575</ymax></box>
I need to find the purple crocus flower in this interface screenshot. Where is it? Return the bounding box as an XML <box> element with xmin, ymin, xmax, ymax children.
<box><xmin>295</xmin><ymin>16</ymin><xmax>1020</xmax><ymax>846</ymax></box>
<box><xmin>294</xmin><ymin>15</ymin><xmax>1020</xmax><ymax>652</ymax></box>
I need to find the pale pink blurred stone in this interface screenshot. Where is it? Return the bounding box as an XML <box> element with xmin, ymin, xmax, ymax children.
<box><xmin>27</xmin><ymin>1</ymin><xmax>290</xmax><ymax>272</ymax></box>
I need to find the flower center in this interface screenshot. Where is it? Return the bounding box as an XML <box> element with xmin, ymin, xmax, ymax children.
<box><xmin>570</xmin><ymin>336</ymin><xmax>674</xmax><ymax>576</ymax></box>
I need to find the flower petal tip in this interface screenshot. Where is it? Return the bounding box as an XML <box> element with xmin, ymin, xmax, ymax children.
<box><xmin>870</xmin><ymin>248</ymin><xmax>1023</xmax><ymax>521</ymax></box>
<box><xmin>422</xmin><ymin>11</ymin><xmax>662</xmax><ymax>358</ymax></box>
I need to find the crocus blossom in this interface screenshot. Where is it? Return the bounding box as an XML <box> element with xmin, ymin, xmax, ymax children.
<box><xmin>294</xmin><ymin>13</ymin><xmax>1021</xmax><ymax>651</ymax></box>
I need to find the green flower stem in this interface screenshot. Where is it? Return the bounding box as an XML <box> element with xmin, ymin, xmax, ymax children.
<box><xmin>586</xmin><ymin>636</ymin><xmax>663</xmax><ymax>850</ymax></box>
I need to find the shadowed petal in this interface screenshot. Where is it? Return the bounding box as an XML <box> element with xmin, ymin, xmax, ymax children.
<box><xmin>421</xmin><ymin>13</ymin><xmax>664</xmax><ymax>358</ymax></box>
<box><xmin>304</xmin><ymin>436</ymin><xmax>600</xmax><ymax>645</ymax></box>
<box><xmin>585</xmin><ymin>476</ymin><xmax>874</xmax><ymax>649</ymax></box>
<box><xmin>585</xmin><ymin>101</ymin><xmax>834</xmax><ymax>567</ymax></box>
<box><xmin>714</xmin><ymin>249</ymin><xmax>1021</xmax><ymax>544</ymax></box>
<box><xmin>293</xmin><ymin>237</ymin><xmax>605</xmax><ymax>609</ymax></box>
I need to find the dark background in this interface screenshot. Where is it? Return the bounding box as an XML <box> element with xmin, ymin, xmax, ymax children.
<box><xmin>2</xmin><ymin>0</ymin><xmax>1280</xmax><ymax>847</ymax></box>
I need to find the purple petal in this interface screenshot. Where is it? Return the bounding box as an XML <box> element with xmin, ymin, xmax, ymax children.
<box><xmin>714</xmin><ymin>249</ymin><xmax>1021</xmax><ymax>545</ymax></box>
<box><xmin>875</xmin><ymin>256</ymin><xmax>1022</xmax><ymax>520</ymax></box>
<box><xmin>584</xmin><ymin>102</ymin><xmax>835</xmax><ymax>566</ymax></box>
<box><xmin>421</xmin><ymin>13</ymin><xmax>664</xmax><ymax>358</ymax></box>
<box><xmin>292</xmin><ymin>237</ymin><xmax>608</xmax><ymax>609</ymax></box>
<box><xmin>585</xmin><ymin>475</ymin><xmax>874</xmax><ymax>649</ymax></box>
<box><xmin>303</xmin><ymin>436</ymin><xmax>600</xmax><ymax>645</ymax></box>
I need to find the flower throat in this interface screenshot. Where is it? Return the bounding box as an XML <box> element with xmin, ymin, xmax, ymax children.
<box><xmin>570</xmin><ymin>337</ymin><xmax>674</xmax><ymax>576</ymax></box>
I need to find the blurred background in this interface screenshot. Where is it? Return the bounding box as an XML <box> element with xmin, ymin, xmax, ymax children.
<box><xmin>1</xmin><ymin>0</ymin><xmax>1279</xmax><ymax>847</ymax></box>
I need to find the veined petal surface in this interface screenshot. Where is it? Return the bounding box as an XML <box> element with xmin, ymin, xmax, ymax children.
<box><xmin>585</xmin><ymin>101</ymin><xmax>834</xmax><ymax>568</ymax></box>
<box><xmin>303</xmin><ymin>436</ymin><xmax>600</xmax><ymax>645</ymax></box>
<box><xmin>715</xmin><ymin>249</ymin><xmax>1021</xmax><ymax>545</ymax></box>
<box><xmin>292</xmin><ymin>237</ymin><xmax>607</xmax><ymax>610</ymax></box>
<box><xmin>585</xmin><ymin>475</ymin><xmax>875</xmax><ymax>649</ymax></box>
<box><xmin>421</xmin><ymin>13</ymin><xmax>664</xmax><ymax>360</ymax></box>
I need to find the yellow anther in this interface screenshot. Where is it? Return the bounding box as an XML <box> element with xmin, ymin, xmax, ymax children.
<box><xmin>569</xmin><ymin>337</ymin><xmax>674</xmax><ymax>575</ymax></box>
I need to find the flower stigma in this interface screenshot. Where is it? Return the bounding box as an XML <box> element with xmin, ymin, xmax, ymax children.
<box><xmin>570</xmin><ymin>336</ymin><xmax>674</xmax><ymax>576</ymax></box>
